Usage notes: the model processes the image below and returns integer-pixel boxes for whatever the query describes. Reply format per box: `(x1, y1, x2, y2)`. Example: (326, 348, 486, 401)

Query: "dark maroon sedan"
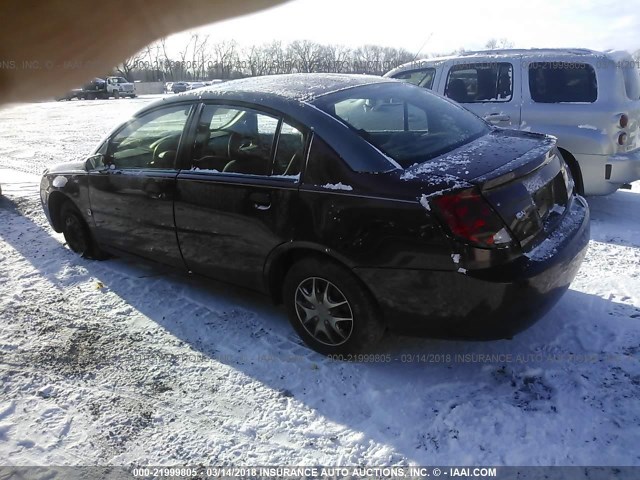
(40, 74, 589, 355)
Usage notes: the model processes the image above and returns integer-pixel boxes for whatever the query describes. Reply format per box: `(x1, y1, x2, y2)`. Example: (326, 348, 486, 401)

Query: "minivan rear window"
(529, 62, 597, 103)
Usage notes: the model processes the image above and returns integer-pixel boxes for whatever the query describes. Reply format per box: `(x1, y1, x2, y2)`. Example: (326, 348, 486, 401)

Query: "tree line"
(114, 36, 640, 83)
(115, 37, 421, 82)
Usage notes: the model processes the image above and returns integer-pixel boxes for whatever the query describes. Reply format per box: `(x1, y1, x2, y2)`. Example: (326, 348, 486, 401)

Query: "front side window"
(314, 82, 489, 169)
(445, 63, 513, 103)
(107, 104, 191, 169)
(393, 68, 436, 89)
(528, 62, 597, 103)
(190, 104, 305, 178)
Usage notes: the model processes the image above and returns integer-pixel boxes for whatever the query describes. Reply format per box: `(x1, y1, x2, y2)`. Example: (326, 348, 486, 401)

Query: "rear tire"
(282, 257, 385, 356)
(60, 201, 107, 259)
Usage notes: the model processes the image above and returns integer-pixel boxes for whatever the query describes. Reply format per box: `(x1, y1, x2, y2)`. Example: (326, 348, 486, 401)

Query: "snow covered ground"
(0, 98, 639, 467)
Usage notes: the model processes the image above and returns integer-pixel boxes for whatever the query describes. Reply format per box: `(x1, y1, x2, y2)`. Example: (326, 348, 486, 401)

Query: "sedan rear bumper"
(354, 195, 590, 339)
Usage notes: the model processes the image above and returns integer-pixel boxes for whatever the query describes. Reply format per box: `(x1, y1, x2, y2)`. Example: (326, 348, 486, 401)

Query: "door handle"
(483, 113, 511, 124)
(249, 191, 271, 210)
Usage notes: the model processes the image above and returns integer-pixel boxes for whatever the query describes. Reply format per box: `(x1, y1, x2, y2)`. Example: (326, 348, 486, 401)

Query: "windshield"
(313, 82, 489, 168)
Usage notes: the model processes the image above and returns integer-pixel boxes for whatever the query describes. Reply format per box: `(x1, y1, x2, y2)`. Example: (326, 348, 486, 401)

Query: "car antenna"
(412, 33, 433, 62)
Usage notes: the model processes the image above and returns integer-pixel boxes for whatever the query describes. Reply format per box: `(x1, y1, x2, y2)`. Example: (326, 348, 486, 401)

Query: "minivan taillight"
(432, 188, 513, 248)
(619, 114, 629, 129)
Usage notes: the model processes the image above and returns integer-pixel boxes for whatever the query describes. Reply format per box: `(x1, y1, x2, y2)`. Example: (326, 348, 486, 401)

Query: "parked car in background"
(187, 81, 206, 90)
(172, 82, 188, 93)
(40, 74, 589, 355)
(105, 76, 136, 98)
(77, 77, 108, 100)
(56, 76, 136, 100)
(386, 48, 640, 195)
(165, 82, 174, 94)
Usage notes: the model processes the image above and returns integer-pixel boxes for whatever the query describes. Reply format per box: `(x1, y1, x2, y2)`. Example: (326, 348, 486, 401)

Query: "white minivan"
(385, 49, 640, 195)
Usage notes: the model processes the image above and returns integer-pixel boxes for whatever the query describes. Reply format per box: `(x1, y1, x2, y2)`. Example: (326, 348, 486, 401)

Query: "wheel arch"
(557, 147, 585, 195)
(264, 242, 360, 304)
(47, 191, 76, 233)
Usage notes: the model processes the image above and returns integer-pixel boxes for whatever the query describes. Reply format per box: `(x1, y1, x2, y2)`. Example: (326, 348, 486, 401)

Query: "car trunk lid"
(407, 129, 572, 249)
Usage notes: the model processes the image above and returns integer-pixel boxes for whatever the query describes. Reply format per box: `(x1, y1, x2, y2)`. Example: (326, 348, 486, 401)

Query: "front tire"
(283, 257, 384, 355)
(60, 202, 106, 259)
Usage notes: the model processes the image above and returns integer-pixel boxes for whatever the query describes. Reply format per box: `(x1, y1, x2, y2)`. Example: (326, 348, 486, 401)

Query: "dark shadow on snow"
(1, 192, 639, 465)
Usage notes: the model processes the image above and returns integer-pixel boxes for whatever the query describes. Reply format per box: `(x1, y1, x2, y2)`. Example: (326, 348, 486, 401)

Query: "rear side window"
(445, 63, 513, 103)
(528, 62, 597, 103)
(621, 62, 640, 100)
(190, 104, 306, 178)
(393, 68, 436, 89)
(190, 105, 278, 176)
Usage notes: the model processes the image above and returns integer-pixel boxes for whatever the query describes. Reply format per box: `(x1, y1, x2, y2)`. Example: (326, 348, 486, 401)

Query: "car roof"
(446, 47, 602, 58)
(388, 48, 615, 73)
(139, 73, 396, 116)
(176, 73, 390, 101)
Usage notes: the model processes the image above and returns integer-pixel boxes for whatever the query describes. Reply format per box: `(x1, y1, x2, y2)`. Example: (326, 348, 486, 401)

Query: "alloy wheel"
(294, 277, 354, 346)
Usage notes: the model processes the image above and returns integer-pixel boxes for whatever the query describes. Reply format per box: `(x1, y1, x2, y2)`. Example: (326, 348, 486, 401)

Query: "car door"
(87, 102, 194, 267)
(440, 59, 522, 129)
(174, 103, 305, 292)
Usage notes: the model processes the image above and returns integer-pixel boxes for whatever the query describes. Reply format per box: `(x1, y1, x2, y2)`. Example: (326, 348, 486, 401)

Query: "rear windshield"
(529, 62, 597, 103)
(313, 82, 489, 168)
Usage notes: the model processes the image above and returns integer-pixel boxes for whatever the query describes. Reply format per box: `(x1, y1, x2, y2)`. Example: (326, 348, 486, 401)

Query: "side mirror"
(85, 154, 106, 171)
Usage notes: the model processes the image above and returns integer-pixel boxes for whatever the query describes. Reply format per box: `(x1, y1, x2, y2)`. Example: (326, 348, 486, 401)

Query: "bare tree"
(245, 44, 271, 76)
(485, 38, 514, 50)
(288, 40, 323, 73)
(353, 44, 384, 74)
(211, 40, 238, 78)
(115, 49, 144, 78)
(117, 38, 421, 80)
(320, 44, 351, 73)
(159, 37, 175, 81)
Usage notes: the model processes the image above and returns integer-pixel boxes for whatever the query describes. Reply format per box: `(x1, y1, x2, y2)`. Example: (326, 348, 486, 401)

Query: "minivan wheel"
(283, 257, 384, 355)
(60, 202, 106, 259)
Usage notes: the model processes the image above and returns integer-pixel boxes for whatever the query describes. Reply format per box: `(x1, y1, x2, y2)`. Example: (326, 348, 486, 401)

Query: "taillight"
(618, 132, 628, 145)
(619, 114, 629, 129)
(432, 188, 513, 248)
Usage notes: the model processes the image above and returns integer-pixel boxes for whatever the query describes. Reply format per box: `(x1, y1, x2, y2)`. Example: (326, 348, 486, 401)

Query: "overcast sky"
(166, 0, 640, 54)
